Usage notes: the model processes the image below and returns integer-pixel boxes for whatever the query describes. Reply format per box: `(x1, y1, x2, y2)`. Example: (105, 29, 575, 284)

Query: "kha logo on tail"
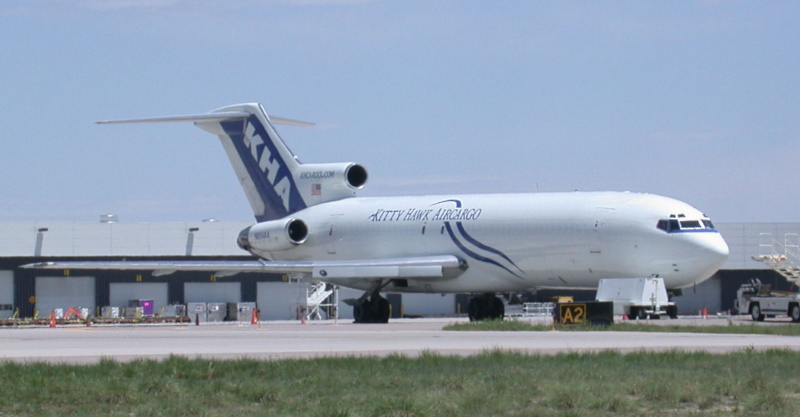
(243, 119, 294, 211)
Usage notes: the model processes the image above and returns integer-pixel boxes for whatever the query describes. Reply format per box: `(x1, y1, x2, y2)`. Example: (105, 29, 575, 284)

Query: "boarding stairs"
(305, 282, 336, 320)
(752, 233, 800, 286)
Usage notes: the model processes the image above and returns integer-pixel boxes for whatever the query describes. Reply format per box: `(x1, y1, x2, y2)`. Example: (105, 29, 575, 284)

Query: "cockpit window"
(656, 216, 716, 233)
(679, 220, 702, 229)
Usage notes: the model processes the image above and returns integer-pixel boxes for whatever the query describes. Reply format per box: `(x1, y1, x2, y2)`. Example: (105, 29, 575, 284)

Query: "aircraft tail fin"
(98, 103, 367, 222)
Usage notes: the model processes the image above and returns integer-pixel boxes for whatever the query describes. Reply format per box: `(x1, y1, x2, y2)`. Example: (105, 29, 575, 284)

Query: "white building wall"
(717, 223, 800, 270)
(0, 221, 251, 257)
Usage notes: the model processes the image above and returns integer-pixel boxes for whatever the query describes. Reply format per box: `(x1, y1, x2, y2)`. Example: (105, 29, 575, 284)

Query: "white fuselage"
(246, 191, 729, 293)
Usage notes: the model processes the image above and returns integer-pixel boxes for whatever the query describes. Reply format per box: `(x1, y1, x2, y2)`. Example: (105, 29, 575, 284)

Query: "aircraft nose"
(707, 233, 730, 260)
(693, 232, 730, 270)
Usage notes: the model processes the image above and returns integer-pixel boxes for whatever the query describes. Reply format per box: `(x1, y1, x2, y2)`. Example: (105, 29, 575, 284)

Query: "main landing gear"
(349, 281, 392, 324)
(353, 294, 391, 324)
(468, 293, 505, 321)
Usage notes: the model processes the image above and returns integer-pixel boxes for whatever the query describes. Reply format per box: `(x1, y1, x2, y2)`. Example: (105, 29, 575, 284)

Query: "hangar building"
(0, 219, 794, 320)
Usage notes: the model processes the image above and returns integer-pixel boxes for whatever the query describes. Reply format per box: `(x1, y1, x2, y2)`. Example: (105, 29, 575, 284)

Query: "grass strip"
(444, 319, 800, 335)
(2, 350, 800, 416)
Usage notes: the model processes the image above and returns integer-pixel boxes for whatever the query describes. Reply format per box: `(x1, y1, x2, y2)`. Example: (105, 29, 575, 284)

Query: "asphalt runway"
(1, 317, 799, 364)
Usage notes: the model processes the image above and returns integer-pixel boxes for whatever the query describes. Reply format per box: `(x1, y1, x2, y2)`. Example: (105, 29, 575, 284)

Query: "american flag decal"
(311, 183, 321, 196)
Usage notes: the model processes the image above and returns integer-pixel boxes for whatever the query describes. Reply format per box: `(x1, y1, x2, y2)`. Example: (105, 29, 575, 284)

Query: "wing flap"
(313, 265, 445, 279)
(22, 255, 466, 280)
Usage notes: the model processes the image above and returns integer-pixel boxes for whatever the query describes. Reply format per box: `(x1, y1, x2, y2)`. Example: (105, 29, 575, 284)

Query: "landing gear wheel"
(468, 298, 483, 322)
(790, 304, 800, 323)
(667, 305, 678, 319)
(468, 294, 504, 322)
(750, 304, 765, 322)
(375, 296, 390, 323)
(353, 295, 391, 324)
(353, 300, 369, 323)
(636, 308, 647, 320)
(490, 296, 505, 320)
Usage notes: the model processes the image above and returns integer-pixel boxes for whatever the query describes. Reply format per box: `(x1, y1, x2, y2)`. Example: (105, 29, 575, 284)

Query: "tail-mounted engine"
(237, 217, 308, 255)
(295, 162, 367, 204)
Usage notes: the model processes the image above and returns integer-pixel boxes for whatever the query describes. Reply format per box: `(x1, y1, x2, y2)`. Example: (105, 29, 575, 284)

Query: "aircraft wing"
(21, 255, 467, 280)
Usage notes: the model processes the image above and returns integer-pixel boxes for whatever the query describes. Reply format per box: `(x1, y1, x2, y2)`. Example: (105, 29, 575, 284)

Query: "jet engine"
(295, 162, 368, 203)
(237, 217, 308, 254)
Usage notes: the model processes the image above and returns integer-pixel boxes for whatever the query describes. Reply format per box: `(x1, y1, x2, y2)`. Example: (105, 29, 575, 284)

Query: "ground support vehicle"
(735, 278, 800, 322)
(595, 277, 677, 320)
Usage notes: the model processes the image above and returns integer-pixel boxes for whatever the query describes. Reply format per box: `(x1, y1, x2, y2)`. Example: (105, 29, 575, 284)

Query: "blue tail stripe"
(220, 117, 306, 222)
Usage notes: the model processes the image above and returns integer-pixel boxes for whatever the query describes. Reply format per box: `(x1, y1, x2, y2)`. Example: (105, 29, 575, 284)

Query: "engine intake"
(346, 163, 368, 189)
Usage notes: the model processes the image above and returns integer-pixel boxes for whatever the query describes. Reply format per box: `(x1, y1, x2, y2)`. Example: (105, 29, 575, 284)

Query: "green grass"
(2, 350, 800, 416)
(443, 319, 800, 335)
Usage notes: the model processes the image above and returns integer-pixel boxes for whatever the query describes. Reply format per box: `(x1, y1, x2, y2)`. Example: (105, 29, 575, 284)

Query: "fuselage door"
(326, 214, 343, 255)
(589, 208, 614, 254)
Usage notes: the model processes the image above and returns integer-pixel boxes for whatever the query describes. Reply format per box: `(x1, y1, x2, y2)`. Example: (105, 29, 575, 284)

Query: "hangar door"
(675, 276, 722, 314)
(0, 271, 13, 318)
(257, 282, 361, 321)
(110, 283, 168, 312)
(401, 293, 456, 316)
(257, 282, 305, 320)
(184, 282, 241, 303)
(36, 276, 95, 316)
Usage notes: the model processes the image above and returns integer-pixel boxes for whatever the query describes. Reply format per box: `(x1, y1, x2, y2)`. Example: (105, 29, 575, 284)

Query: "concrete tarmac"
(1, 317, 799, 364)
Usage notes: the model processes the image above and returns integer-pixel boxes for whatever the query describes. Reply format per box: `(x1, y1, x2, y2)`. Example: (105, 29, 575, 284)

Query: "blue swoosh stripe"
(445, 223, 523, 280)
(455, 222, 525, 275)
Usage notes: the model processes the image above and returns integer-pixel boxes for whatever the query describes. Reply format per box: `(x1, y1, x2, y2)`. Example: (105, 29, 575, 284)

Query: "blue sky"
(1, 1, 798, 223)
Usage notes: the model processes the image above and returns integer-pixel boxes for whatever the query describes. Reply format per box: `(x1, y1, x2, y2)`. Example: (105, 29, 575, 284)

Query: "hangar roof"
(0, 221, 798, 271)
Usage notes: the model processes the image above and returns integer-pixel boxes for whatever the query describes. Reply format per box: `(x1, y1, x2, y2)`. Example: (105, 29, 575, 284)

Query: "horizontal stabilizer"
(97, 112, 313, 127)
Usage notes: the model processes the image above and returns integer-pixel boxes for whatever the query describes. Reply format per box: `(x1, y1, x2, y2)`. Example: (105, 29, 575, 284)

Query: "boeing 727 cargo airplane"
(26, 103, 729, 322)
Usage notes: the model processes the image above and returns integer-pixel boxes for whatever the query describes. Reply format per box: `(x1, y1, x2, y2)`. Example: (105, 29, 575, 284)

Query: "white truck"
(734, 278, 800, 322)
(595, 277, 677, 320)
